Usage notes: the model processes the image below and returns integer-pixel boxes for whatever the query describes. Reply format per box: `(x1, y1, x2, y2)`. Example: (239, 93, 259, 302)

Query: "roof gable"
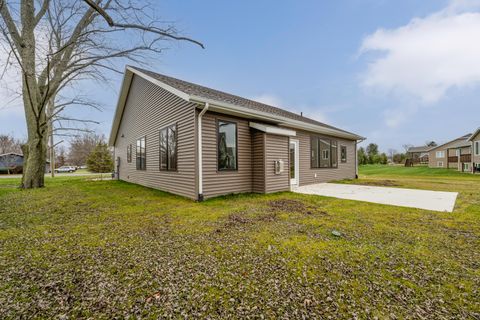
(468, 128, 480, 141)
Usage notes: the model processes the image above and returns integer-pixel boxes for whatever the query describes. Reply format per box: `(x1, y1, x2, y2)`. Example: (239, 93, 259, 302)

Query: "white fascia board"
(250, 122, 296, 137)
(468, 128, 480, 142)
(109, 67, 192, 146)
(191, 96, 365, 141)
(108, 69, 134, 146)
(126, 66, 191, 101)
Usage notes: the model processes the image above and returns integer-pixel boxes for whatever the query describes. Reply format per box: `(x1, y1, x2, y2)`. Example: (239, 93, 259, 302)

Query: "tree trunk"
(21, 132, 47, 189)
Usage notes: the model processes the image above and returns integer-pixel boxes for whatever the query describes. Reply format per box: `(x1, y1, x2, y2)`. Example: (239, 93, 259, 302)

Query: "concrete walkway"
(294, 183, 458, 212)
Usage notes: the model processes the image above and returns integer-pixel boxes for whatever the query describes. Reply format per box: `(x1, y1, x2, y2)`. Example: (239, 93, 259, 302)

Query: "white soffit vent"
(249, 122, 296, 137)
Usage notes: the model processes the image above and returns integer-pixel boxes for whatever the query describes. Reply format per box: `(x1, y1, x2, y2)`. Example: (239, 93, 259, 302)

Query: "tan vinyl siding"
(296, 130, 356, 185)
(264, 134, 290, 193)
(114, 75, 197, 199)
(429, 149, 446, 168)
(252, 131, 266, 193)
(201, 112, 253, 199)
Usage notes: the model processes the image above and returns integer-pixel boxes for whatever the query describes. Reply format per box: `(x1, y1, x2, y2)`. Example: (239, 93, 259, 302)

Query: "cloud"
(251, 93, 329, 124)
(360, 0, 480, 103)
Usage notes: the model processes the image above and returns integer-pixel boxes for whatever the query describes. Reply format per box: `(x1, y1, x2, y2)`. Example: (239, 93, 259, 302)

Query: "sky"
(1, 0, 480, 152)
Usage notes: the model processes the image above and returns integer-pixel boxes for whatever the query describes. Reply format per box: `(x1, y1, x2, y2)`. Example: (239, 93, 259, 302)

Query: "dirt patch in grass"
(268, 199, 327, 215)
(356, 179, 400, 187)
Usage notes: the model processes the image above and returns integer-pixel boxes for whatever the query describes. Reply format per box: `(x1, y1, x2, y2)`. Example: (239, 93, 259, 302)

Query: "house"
(0, 153, 50, 174)
(407, 146, 433, 164)
(468, 128, 480, 173)
(108, 66, 365, 200)
(428, 134, 472, 172)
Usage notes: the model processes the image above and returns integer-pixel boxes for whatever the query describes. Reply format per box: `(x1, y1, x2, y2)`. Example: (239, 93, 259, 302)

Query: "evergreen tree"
(86, 142, 113, 177)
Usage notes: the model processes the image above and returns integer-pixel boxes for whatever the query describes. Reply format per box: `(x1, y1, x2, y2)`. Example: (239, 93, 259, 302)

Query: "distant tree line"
(0, 133, 112, 172)
(358, 143, 388, 165)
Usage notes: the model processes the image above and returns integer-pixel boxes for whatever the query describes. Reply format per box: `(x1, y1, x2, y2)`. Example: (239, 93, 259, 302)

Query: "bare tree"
(68, 132, 103, 166)
(0, 0, 203, 188)
(0, 134, 23, 154)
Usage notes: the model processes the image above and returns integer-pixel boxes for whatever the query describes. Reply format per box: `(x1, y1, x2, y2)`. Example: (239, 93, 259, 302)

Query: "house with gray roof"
(109, 66, 365, 200)
(407, 146, 434, 164)
(428, 134, 474, 172)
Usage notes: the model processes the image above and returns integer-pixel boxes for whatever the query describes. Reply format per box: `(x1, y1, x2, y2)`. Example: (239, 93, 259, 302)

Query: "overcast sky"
(1, 0, 479, 152)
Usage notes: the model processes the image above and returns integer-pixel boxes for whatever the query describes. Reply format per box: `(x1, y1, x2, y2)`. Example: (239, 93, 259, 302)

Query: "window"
(160, 124, 177, 171)
(341, 146, 347, 163)
(455, 149, 460, 156)
(475, 141, 480, 156)
(217, 120, 237, 170)
(127, 144, 132, 163)
(437, 161, 444, 167)
(136, 137, 146, 170)
(463, 163, 470, 171)
(311, 136, 338, 168)
(436, 151, 445, 158)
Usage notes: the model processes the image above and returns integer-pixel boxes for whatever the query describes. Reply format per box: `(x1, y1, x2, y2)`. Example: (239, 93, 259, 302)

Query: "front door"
(289, 139, 299, 188)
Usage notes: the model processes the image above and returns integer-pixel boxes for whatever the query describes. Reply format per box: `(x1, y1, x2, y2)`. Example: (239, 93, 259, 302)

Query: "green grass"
(0, 167, 479, 318)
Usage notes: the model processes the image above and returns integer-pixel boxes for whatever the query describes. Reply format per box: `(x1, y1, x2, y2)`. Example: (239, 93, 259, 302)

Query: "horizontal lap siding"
(202, 112, 253, 199)
(296, 130, 356, 185)
(473, 132, 480, 164)
(252, 131, 266, 193)
(265, 134, 290, 193)
(114, 75, 197, 199)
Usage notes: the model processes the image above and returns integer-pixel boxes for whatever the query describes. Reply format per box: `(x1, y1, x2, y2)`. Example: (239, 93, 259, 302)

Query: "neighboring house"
(428, 134, 472, 172)
(0, 153, 50, 174)
(468, 128, 480, 173)
(407, 146, 433, 164)
(108, 66, 365, 200)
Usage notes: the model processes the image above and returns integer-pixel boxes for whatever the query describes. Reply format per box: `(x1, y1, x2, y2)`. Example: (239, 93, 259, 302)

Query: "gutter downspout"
(197, 102, 209, 201)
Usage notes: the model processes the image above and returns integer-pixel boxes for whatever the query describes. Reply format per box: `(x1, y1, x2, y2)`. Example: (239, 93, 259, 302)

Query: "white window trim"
(475, 141, 480, 156)
(437, 161, 444, 167)
(322, 149, 330, 160)
(436, 151, 445, 158)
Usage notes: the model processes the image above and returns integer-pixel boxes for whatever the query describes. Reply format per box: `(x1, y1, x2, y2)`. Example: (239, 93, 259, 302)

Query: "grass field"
(0, 166, 479, 318)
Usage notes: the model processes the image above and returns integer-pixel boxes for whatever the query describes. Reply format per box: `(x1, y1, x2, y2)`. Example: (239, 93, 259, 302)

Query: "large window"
(160, 124, 177, 171)
(311, 136, 338, 168)
(341, 146, 347, 163)
(217, 120, 237, 170)
(127, 144, 132, 163)
(136, 137, 146, 170)
(436, 151, 445, 158)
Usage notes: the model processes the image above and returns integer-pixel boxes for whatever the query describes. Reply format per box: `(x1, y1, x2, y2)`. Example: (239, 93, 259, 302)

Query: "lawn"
(0, 166, 479, 318)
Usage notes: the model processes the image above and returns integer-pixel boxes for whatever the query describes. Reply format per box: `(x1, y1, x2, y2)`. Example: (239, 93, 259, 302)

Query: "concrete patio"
(294, 183, 458, 212)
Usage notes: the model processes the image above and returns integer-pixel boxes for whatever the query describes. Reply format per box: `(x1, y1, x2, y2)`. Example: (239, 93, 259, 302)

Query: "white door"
(289, 140, 299, 188)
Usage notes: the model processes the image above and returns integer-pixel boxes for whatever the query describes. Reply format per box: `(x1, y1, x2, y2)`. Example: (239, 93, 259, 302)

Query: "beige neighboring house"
(108, 66, 365, 200)
(407, 146, 434, 164)
(428, 134, 473, 172)
(468, 128, 480, 173)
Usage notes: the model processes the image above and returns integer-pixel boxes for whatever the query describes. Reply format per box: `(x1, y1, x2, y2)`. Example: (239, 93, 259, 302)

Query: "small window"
(160, 124, 177, 171)
(455, 149, 460, 156)
(136, 137, 146, 170)
(463, 163, 470, 171)
(475, 141, 480, 156)
(127, 144, 132, 163)
(218, 120, 237, 170)
(341, 146, 347, 163)
(311, 137, 319, 168)
(436, 151, 445, 158)
(437, 161, 443, 167)
(331, 141, 338, 167)
(322, 149, 330, 160)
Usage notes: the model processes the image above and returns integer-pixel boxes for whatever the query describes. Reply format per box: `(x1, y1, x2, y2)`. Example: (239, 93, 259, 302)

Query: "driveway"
(294, 183, 458, 212)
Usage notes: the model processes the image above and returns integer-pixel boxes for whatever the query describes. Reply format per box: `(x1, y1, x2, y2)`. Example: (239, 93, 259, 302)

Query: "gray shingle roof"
(129, 66, 360, 138)
(407, 146, 434, 153)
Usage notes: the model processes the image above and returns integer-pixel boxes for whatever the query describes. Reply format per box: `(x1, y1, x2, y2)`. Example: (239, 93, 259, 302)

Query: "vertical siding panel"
(264, 134, 290, 193)
(114, 75, 197, 199)
(252, 131, 266, 193)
